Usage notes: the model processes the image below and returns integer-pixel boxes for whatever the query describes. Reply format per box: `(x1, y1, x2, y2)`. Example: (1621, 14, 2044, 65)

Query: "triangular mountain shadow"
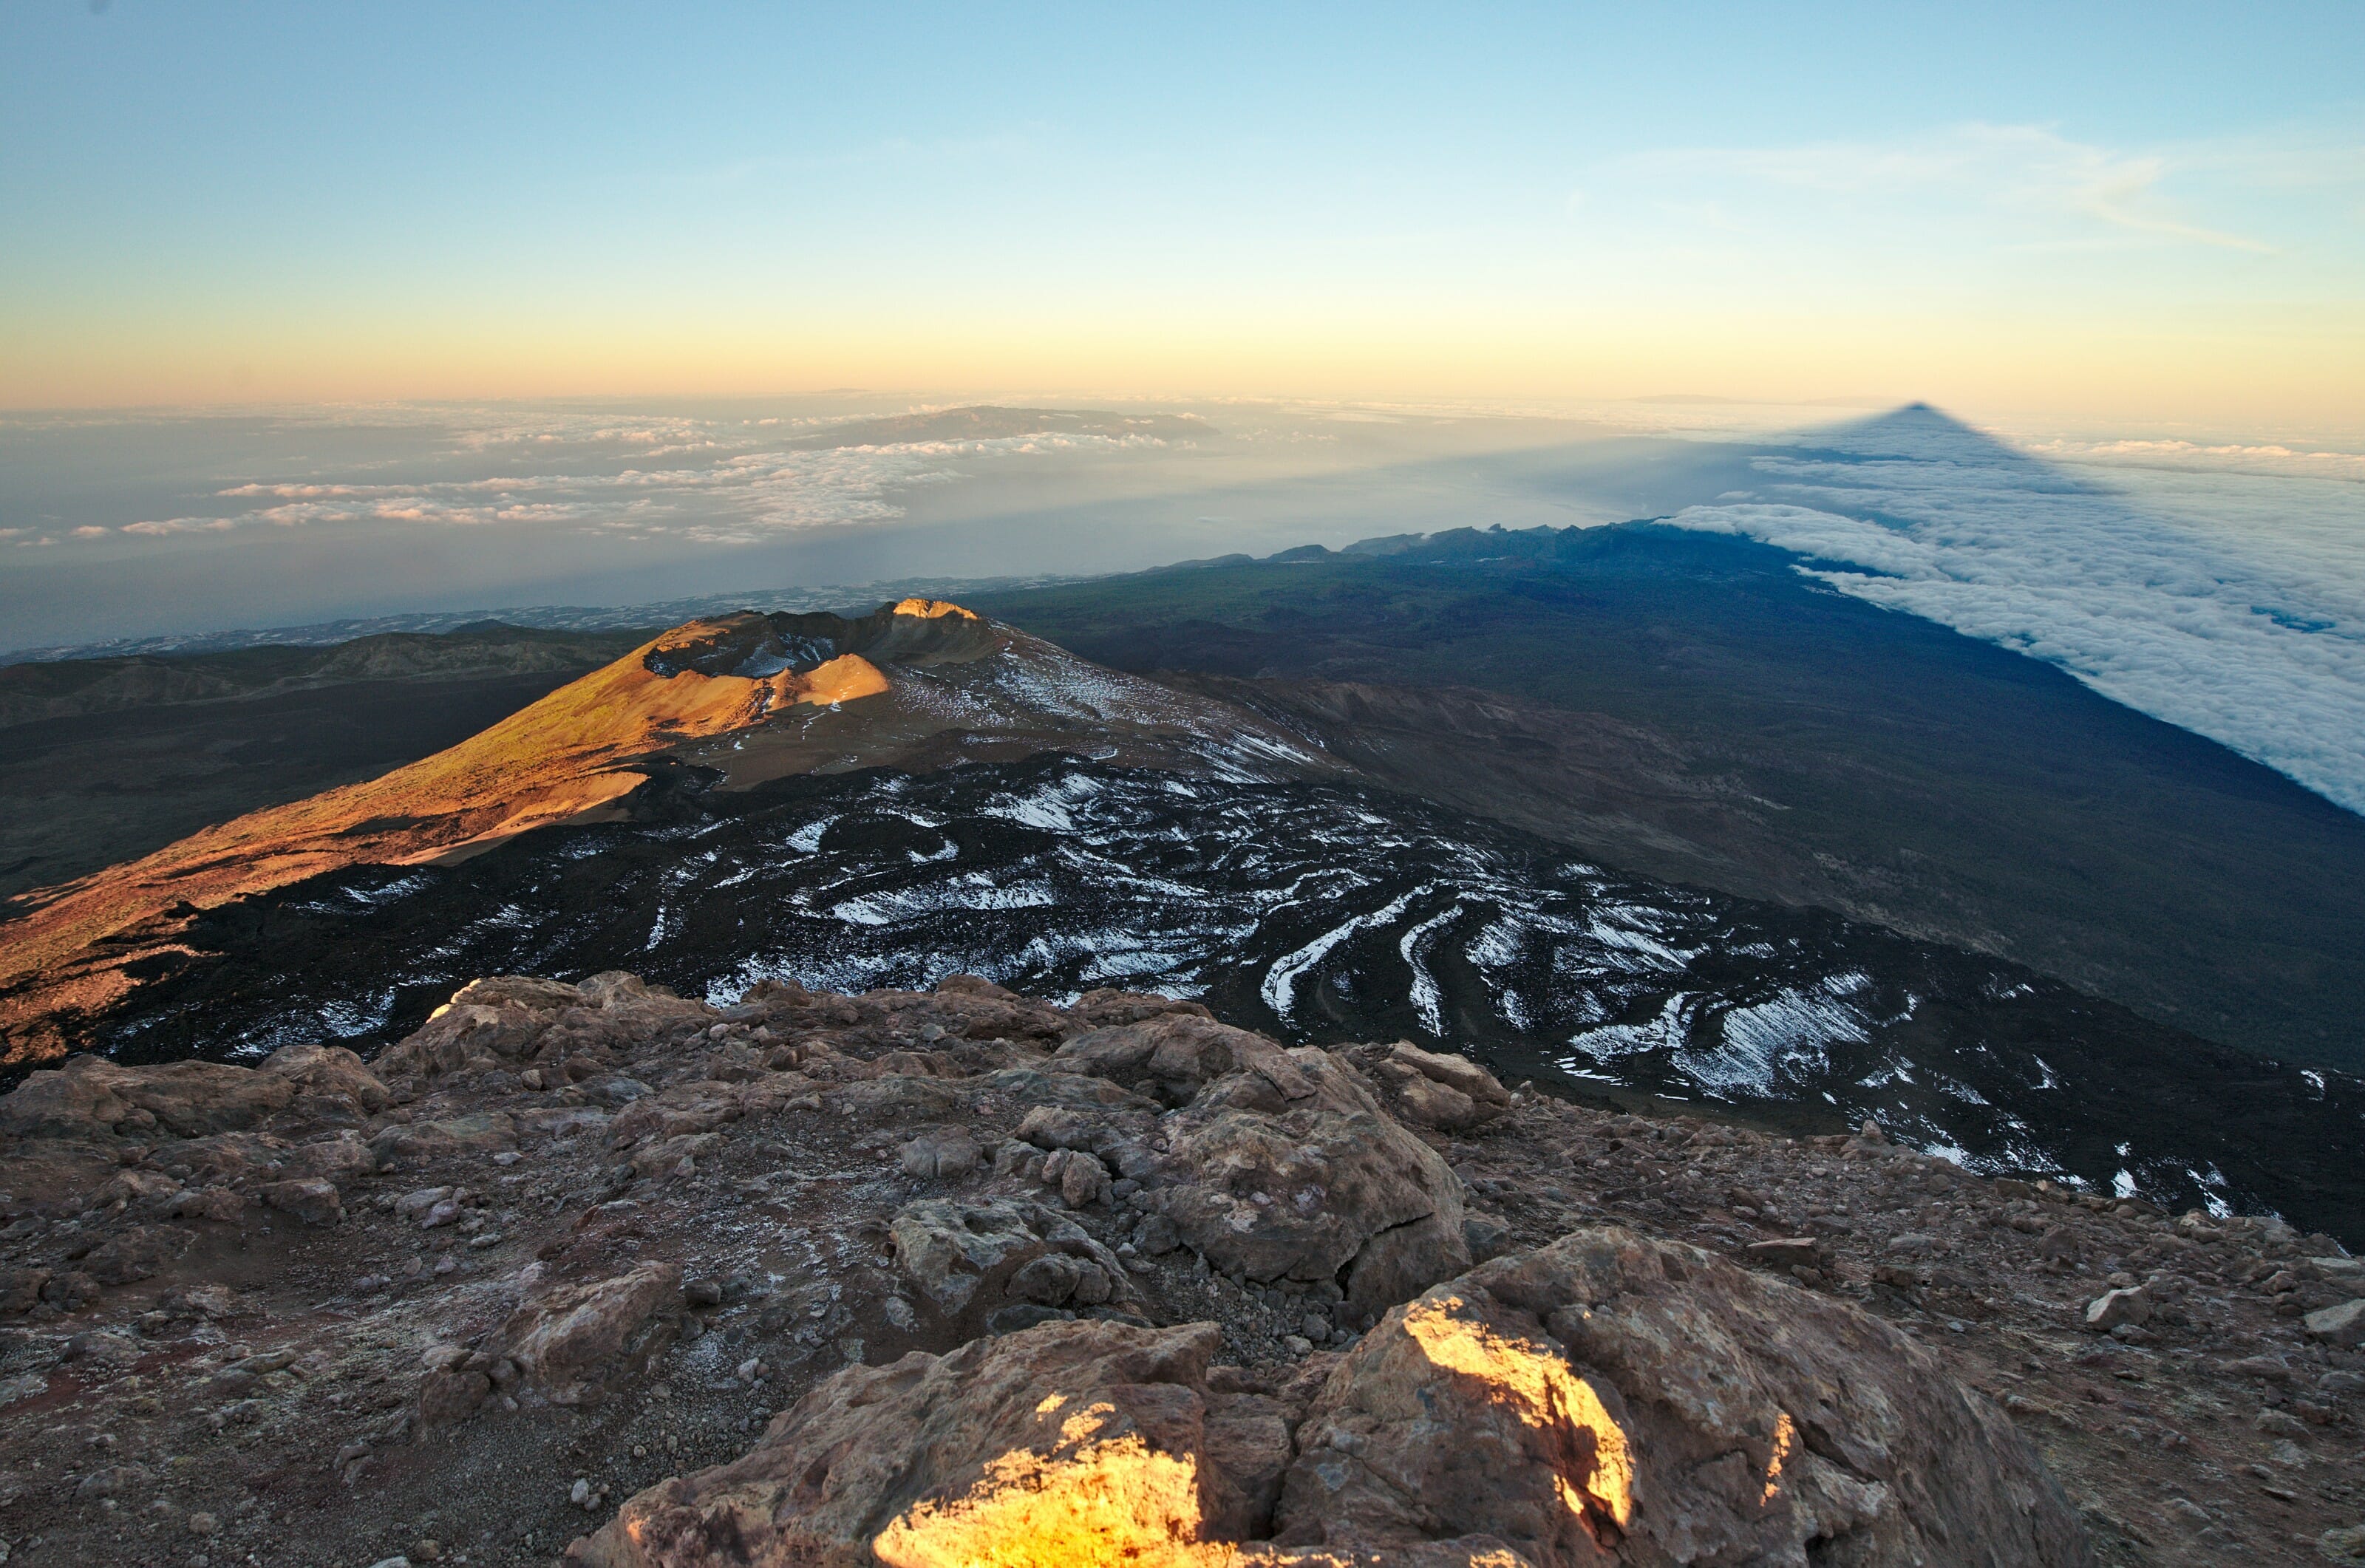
(1783, 402, 2101, 494)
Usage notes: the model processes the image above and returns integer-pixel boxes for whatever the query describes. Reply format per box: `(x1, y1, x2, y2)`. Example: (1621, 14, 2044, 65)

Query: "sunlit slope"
(0, 616, 855, 1057)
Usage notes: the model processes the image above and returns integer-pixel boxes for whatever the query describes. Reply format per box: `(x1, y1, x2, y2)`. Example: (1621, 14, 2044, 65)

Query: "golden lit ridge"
(1402, 1295, 1637, 1531)
(0, 618, 894, 1063)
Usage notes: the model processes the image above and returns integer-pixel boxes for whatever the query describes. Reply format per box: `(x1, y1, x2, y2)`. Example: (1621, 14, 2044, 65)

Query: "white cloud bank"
(103, 412, 1171, 545)
(1669, 413, 2365, 815)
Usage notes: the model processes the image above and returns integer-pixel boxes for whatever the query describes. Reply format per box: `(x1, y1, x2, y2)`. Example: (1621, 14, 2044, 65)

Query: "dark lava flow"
(74, 753, 2365, 1241)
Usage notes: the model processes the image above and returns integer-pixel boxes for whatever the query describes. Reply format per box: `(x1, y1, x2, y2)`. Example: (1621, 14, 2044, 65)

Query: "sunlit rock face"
(571, 1320, 1277, 1568)
(1279, 1228, 2090, 1565)
(571, 1230, 2089, 1568)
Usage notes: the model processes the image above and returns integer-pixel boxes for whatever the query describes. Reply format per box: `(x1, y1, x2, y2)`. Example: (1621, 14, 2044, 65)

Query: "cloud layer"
(77, 408, 1174, 548)
(1670, 413, 2365, 814)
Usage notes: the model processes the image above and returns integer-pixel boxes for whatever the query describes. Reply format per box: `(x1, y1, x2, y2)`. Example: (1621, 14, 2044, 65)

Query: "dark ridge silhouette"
(973, 494, 2365, 1070)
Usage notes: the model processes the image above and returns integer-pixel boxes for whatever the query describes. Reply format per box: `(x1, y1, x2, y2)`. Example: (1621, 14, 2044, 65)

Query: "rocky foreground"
(0, 975, 2359, 1566)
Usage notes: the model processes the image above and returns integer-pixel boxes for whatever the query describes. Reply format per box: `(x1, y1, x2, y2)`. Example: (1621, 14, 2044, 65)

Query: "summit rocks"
(575, 1231, 2088, 1567)
(1051, 1011, 1474, 1319)
(0, 971, 2356, 1564)
(1283, 1230, 2086, 1566)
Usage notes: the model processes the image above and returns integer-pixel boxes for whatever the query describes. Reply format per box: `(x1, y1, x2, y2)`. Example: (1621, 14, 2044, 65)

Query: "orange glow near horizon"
(8, 299, 2361, 438)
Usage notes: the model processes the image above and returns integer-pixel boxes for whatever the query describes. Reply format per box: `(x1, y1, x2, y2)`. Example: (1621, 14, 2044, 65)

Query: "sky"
(4, 2, 2364, 434)
(4, 3, 2362, 820)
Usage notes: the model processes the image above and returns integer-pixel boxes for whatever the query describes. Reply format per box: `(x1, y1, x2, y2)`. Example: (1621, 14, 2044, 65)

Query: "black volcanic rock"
(72, 754, 2365, 1244)
(972, 520, 2365, 1071)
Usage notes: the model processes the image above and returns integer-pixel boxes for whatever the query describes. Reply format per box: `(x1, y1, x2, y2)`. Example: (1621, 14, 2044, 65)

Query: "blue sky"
(4, 2, 2362, 427)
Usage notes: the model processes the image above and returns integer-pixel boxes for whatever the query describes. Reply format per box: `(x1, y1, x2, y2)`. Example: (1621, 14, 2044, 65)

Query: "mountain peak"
(0, 607, 1329, 1063)
(642, 601, 993, 682)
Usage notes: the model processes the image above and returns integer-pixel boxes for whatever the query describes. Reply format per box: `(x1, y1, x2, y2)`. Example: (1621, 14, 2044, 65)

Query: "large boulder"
(1053, 1013, 1320, 1108)
(501, 1261, 684, 1407)
(1052, 1020, 1474, 1324)
(369, 1110, 517, 1169)
(1365, 1040, 1514, 1131)
(568, 1320, 1320, 1567)
(888, 1199, 1138, 1333)
(0, 1054, 293, 1142)
(255, 1043, 389, 1127)
(2307, 1298, 2365, 1348)
(919, 972, 1072, 1044)
(78, 1224, 191, 1286)
(571, 1233, 2086, 1568)
(375, 975, 590, 1078)
(1147, 1089, 1471, 1322)
(376, 972, 716, 1081)
(1272, 1227, 2089, 1566)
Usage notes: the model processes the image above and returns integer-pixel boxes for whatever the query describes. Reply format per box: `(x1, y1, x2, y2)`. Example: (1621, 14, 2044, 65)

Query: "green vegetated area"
(976, 523, 2365, 1069)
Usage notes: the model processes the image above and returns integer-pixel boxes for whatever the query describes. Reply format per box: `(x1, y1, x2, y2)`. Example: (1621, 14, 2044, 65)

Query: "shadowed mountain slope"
(0, 623, 653, 729)
(972, 522, 2365, 1068)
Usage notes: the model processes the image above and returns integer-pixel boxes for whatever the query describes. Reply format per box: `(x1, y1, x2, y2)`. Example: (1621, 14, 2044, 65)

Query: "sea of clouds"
(1668, 409, 2365, 815)
(0, 405, 1173, 550)
(12, 400, 2363, 822)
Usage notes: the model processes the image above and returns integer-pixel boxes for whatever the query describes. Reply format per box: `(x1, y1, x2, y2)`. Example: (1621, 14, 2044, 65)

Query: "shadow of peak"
(1789, 403, 2090, 488)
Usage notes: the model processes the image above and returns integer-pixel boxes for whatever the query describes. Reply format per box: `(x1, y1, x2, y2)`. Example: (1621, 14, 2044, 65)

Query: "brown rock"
(1393, 1074, 1481, 1133)
(1146, 1093, 1469, 1320)
(1275, 1227, 2089, 1566)
(1054, 1012, 1317, 1108)
(821, 1074, 973, 1125)
(377, 972, 714, 1082)
(159, 1184, 235, 1222)
(255, 1043, 390, 1125)
(2304, 1298, 2365, 1347)
(418, 1368, 494, 1427)
(1055, 1148, 1113, 1208)
(888, 1198, 1134, 1329)
(2084, 1286, 2152, 1332)
(1381, 1041, 1512, 1130)
(898, 1127, 985, 1180)
(80, 1224, 191, 1286)
(39, 1269, 98, 1311)
(375, 975, 601, 1079)
(2035, 1225, 2080, 1261)
(1014, 1104, 1103, 1151)
(500, 1261, 682, 1405)
(0, 1054, 293, 1142)
(285, 1128, 377, 1182)
(0, 1267, 51, 1316)
(608, 1083, 743, 1147)
(369, 1111, 517, 1168)
(1744, 1236, 1822, 1267)
(570, 1320, 1301, 1567)
(257, 1176, 343, 1224)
